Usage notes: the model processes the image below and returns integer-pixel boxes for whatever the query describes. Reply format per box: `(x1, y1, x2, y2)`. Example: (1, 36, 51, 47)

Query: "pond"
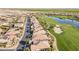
(48, 16, 79, 28)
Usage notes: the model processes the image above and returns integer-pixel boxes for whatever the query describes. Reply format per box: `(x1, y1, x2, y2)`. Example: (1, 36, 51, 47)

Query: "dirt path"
(47, 30, 58, 51)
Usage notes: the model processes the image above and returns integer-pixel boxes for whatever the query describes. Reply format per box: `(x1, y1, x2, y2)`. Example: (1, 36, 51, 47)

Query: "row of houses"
(30, 16, 51, 51)
(30, 12, 79, 18)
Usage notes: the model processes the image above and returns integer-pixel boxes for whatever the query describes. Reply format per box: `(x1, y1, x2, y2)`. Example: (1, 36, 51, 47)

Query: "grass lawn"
(36, 15, 79, 51)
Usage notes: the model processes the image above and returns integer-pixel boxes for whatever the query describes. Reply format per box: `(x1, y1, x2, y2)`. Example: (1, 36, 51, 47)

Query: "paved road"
(16, 16, 31, 51)
(0, 48, 16, 51)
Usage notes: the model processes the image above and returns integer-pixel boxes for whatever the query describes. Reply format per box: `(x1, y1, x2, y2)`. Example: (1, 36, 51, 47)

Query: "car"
(20, 41, 26, 45)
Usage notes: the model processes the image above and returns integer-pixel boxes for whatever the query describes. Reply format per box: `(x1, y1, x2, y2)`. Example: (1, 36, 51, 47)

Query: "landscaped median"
(36, 15, 79, 51)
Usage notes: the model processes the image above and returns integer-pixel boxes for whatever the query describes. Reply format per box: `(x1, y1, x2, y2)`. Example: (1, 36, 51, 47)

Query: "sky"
(0, 0, 78, 8)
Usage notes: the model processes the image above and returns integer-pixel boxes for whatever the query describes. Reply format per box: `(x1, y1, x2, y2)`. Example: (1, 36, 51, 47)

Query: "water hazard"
(48, 16, 79, 28)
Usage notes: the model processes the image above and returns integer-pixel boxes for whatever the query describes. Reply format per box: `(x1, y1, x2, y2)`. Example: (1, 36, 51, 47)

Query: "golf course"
(36, 15, 79, 51)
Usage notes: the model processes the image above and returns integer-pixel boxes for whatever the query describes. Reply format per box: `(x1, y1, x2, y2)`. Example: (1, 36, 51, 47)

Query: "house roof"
(32, 34, 49, 41)
(31, 40, 50, 51)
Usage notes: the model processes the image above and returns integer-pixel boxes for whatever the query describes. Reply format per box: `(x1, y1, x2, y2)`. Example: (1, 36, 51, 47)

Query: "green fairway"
(36, 15, 79, 51)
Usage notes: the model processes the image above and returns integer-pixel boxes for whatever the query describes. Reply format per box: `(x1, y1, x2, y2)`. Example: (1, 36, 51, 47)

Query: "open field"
(25, 8, 79, 13)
